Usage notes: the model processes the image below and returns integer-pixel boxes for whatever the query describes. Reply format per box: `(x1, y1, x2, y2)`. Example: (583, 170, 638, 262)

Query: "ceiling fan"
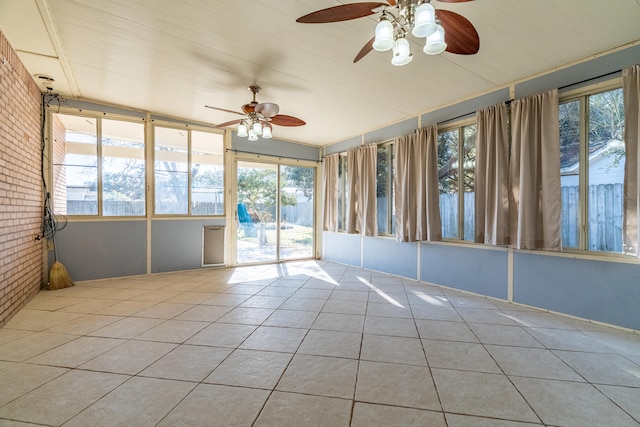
(296, 0, 479, 65)
(205, 85, 306, 140)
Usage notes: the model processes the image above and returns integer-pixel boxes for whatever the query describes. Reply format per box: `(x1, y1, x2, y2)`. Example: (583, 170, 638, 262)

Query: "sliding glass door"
(236, 161, 314, 264)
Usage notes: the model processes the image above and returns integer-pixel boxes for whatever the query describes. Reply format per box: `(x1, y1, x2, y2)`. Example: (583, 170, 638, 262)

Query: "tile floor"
(1, 260, 639, 426)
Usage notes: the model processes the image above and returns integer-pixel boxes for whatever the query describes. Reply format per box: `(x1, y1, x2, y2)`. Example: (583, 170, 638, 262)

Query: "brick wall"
(0, 30, 44, 326)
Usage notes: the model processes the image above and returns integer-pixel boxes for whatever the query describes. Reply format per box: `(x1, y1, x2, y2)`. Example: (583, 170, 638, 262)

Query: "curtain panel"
(394, 125, 442, 242)
(346, 144, 378, 236)
(322, 153, 339, 232)
(623, 64, 640, 257)
(509, 89, 562, 251)
(475, 103, 510, 245)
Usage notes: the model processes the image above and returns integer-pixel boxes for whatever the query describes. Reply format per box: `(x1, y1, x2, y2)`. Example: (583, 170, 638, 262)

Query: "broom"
(48, 233, 74, 290)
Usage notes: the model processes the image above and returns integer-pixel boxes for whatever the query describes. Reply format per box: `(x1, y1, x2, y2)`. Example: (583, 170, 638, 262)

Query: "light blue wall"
(151, 219, 226, 273)
(323, 232, 361, 266)
(421, 244, 508, 300)
(54, 221, 147, 281)
(363, 237, 418, 279)
(514, 253, 640, 331)
(231, 133, 320, 161)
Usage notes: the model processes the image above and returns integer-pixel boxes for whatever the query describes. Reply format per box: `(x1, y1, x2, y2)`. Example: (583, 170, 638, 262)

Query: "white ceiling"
(2, 0, 640, 147)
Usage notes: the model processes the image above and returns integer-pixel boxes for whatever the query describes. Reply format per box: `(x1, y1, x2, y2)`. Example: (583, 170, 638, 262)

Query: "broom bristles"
(48, 261, 74, 290)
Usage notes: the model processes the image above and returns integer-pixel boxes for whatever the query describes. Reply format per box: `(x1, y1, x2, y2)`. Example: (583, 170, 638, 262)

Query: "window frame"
(559, 78, 625, 255)
(152, 122, 225, 217)
(437, 118, 477, 242)
(376, 141, 394, 236)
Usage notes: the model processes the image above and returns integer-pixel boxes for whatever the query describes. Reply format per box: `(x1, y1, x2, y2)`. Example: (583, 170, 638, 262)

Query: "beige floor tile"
(205, 349, 292, 389)
(355, 360, 440, 410)
(94, 299, 157, 316)
(45, 314, 123, 335)
(103, 288, 153, 300)
(165, 291, 216, 305)
(423, 340, 501, 373)
(277, 354, 358, 399)
(312, 312, 364, 333)
(432, 369, 539, 423)
(329, 290, 369, 302)
(0, 361, 67, 406)
(130, 290, 183, 302)
(239, 326, 307, 353)
(158, 383, 270, 427)
(263, 309, 318, 328)
(368, 291, 409, 305)
(140, 344, 231, 381)
(442, 293, 498, 310)
(469, 323, 543, 347)
(293, 288, 333, 299)
(201, 293, 249, 306)
(415, 319, 478, 342)
(0, 370, 128, 425)
(0, 329, 33, 346)
(4, 310, 84, 332)
(445, 413, 543, 426)
(298, 330, 362, 359)
(501, 310, 572, 329)
(57, 298, 121, 314)
(136, 319, 209, 343)
(279, 297, 326, 312)
(88, 316, 164, 339)
(361, 334, 427, 366)
(526, 327, 613, 352)
(254, 391, 351, 427)
(553, 350, 640, 387)
(366, 302, 413, 319)
(26, 336, 124, 367)
(596, 384, 640, 422)
(456, 308, 518, 326)
(351, 403, 446, 427)
(239, 295, 288, 309)
(217, 307, 275, 325)
(186, 322, 257, 347)
(321, 299, 368, 315)
(586, 330, 640, 356)
(256, 286, 298, 297)
(133, 302, 194, 319)
(363, 316, 418, 338)
(486, 345, 584, 381)
(174, 304, 231, 322)
(410, 305, 463, 322)
(0, 332, 76, 362)
(25, 296, 87, 311)
(79, 340, 176, 375)
(64, 377, 195, 427)
(511, 376, 637, 427)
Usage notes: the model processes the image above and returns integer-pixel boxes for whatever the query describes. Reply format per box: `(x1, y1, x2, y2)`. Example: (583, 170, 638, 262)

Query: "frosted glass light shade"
(237, 123, 248, 137)
(423, 24, 446, 55)
(248, 130, 258, 141)
(252, 121, 263, 135)
(412, 3, 436, 38)
(373, 19, 394, 51)
(262, 125, 272, 139)
(391, 37, 412, 66)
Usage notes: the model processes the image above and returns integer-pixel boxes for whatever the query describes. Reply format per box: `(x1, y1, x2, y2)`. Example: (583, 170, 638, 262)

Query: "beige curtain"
(509, 89, 562, 251)
(322, 153, 339, 232)
(623, 64, 640, 257)
(475, 103, 509, 245)
(394, 125, 441, 242)
(346, 144, 377, 236)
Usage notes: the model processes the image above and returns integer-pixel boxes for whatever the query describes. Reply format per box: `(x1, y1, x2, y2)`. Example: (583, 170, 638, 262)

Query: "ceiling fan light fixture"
(248, 129, 259, 141)
(237, 123, 248, 137)
(373, 15, 394, 51)
(391, 37, 412, 66)
(423, 24, 446, 55)
(262, 124, 273, 139)
(252, 121, 263, 136)
(412, 2, 436, 38)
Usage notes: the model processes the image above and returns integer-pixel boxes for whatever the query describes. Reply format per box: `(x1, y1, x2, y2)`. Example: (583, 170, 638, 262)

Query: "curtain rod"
(558, 69, 622, 91)
(225, 148, 321, 163)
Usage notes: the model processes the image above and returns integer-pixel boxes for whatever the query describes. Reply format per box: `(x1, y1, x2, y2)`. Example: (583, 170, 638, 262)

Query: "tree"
(237, 168, 296, 224)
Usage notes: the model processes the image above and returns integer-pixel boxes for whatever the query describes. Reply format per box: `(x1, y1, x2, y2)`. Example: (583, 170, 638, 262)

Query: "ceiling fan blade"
(354, 37, 375, 63)
(255, 102, 280, 118)
(205, 105, 244, 116)
(387, 0, 396, 5)
(296, 2, 387, 23)
(271, 115, 306, 127)
(437, 9, 480, 55)
(216, 119, 242, 128)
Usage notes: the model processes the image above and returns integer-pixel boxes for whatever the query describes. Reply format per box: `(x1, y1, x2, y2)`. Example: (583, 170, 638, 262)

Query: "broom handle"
(52, 233, 58, 263)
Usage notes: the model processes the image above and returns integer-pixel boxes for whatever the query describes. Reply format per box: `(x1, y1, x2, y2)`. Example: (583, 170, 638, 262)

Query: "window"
(51, 113, 145, 216)
(154, 126, 224, 215)
(560, 86, 625, 252)
(438, 123, 476, 240)
(337, 154, 347, 231)
(376, 143, 395, 234)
